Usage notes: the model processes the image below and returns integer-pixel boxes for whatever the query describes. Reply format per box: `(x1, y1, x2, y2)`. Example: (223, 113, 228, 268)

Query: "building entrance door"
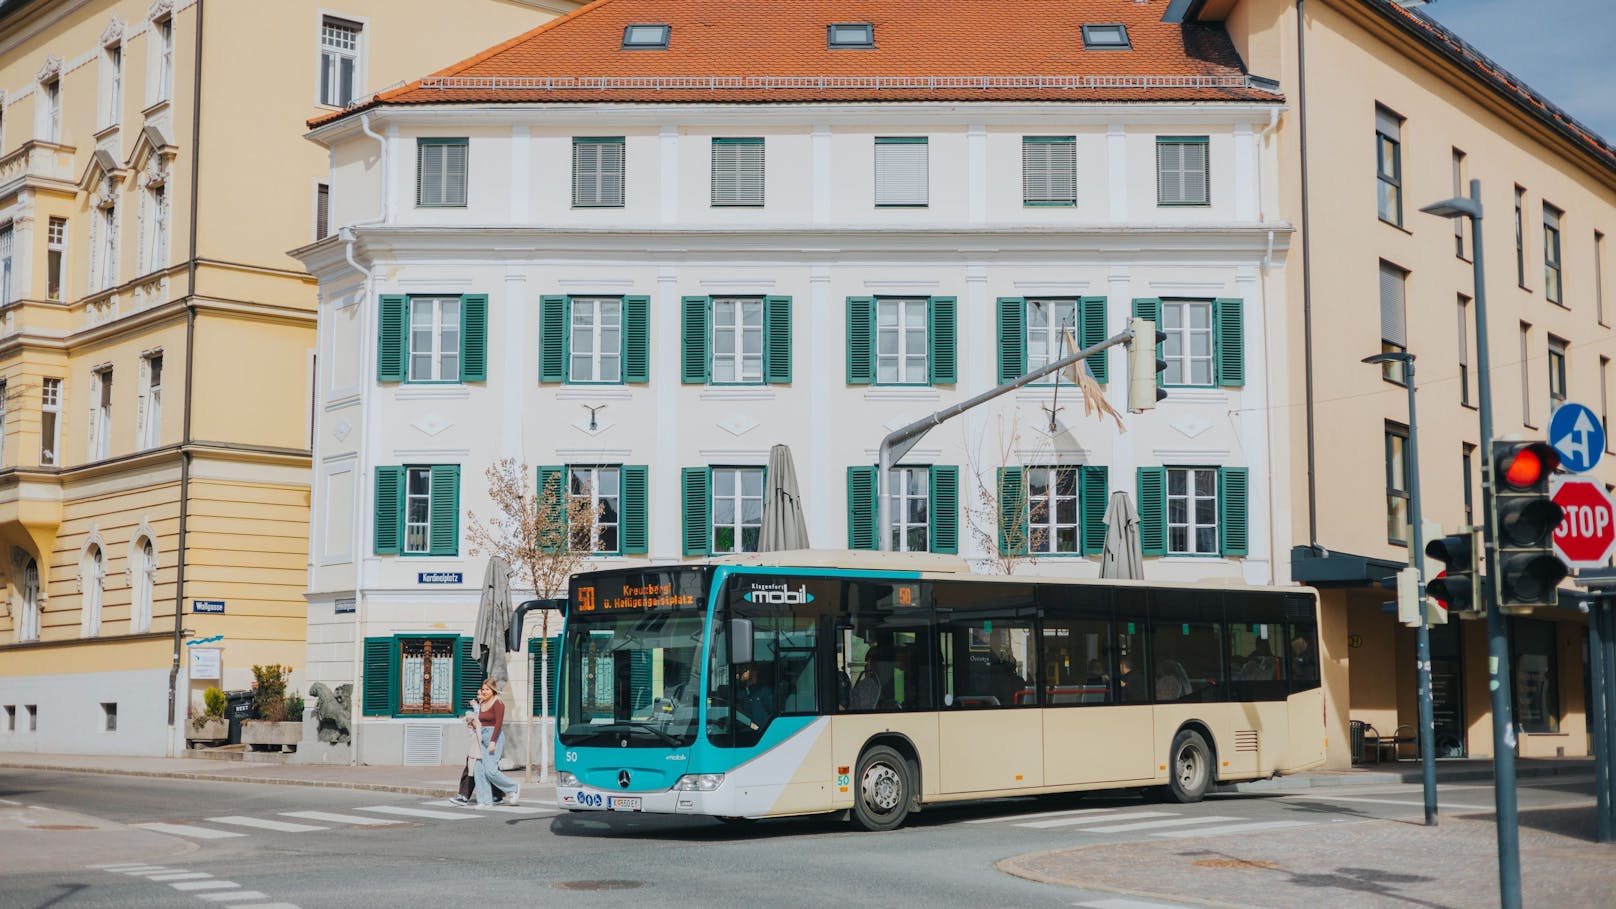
(1428, 621, 1466, 757)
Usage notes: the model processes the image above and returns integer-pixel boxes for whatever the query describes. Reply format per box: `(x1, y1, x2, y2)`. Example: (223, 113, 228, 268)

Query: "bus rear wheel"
(852, 745, 912, 831)
(1166, 729, 1213, 803)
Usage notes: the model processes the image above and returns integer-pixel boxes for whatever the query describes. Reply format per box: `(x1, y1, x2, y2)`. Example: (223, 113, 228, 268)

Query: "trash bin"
(225, 690, 255, 745)
(1349, 719, 1368, 765)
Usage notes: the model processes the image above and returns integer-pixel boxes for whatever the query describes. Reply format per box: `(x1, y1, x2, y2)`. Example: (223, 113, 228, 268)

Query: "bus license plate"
(608, 796, 642, 812)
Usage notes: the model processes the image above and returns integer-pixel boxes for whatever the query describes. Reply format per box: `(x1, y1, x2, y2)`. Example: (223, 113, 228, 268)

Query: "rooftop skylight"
(827, 22, 874, 48)
(1082, 24, 1131, 50)
(622, 24, 671, 49)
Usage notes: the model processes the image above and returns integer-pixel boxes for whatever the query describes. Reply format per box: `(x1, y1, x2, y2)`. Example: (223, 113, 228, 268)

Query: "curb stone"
(996, 846, 1260, 909)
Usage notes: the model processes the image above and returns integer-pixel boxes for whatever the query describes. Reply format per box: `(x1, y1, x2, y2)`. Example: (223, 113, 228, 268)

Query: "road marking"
(0, 798, 21, 806)
(171, 880, 243, 891)
(132, 822, 247, 839)
(113, 866, 177, 873)
(1155, 820, 1313, 838)
(197, 892, 269, 903)
(470, 805, 562, 816)
(208, 815, 330, 833)
(89, 862, 153, 870)
(1074, 898, 1197, 909)
(358, 805, 482, 820)
(966, 807, 1097, 824)
(147, 872, 214, 882)
(1291, 795, 1493, 811)
(1016, 811, 1175, 830)
(280, 810, 403, 826)
(1084, 815, 1241, 833)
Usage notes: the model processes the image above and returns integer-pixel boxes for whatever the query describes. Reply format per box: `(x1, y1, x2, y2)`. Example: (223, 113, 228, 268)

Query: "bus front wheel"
(852, 745, 912, 831)
(1166, 729, 1213, 803)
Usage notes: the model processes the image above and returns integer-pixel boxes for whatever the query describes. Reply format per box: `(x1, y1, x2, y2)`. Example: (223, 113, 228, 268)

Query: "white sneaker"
(502, 783, 521, 806)
(449, 795, 471, 806)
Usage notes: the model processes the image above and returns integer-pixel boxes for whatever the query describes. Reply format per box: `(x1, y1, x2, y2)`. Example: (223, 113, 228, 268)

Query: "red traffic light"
(1498, 443, 1559, 490)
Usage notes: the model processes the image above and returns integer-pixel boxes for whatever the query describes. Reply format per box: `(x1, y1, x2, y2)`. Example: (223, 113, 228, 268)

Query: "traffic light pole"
(1400, 358, 1439, 827)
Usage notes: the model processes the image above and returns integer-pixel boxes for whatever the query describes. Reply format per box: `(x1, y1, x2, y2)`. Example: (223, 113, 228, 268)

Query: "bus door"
(935, 581, 1044, 793)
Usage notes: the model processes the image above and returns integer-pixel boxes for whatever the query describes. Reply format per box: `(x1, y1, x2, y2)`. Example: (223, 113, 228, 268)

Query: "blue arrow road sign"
(1549, 402, 1605, 473)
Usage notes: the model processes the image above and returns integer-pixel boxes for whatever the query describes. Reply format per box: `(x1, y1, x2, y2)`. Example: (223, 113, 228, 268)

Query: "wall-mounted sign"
(334, 597, 356, 614)
(418, 572, 463, 585)
(189, 648, 222, 680)
(192, 600, 226, 614)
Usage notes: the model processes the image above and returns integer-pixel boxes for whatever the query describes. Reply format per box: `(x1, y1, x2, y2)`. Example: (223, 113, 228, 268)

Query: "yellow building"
(0, 0, 574, 755)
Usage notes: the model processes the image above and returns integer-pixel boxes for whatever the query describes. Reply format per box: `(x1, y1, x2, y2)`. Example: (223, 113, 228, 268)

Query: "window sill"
(1157, 387, 1227, 404)
(92, 122, 119, 142)
(1548, 299, 1569, 311)
(1156, 554, 1234, 562)
(1156, 202, 1212, 208)
(1379, 218, 1413, 236)
(554, 387, 633, 401)
(863, 387, 941, 403)
(393, 386, 470, 401)
(141, 99, 171, 119)
(1462, 401, 1479, 412)
(700, 387, 776, 402)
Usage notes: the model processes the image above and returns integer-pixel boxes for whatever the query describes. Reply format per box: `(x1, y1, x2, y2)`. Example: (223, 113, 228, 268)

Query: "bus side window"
(1286, 622, 1320, 692)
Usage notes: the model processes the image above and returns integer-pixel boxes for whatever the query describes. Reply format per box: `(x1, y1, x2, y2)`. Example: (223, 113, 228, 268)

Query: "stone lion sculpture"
(309, 682, 353, 745)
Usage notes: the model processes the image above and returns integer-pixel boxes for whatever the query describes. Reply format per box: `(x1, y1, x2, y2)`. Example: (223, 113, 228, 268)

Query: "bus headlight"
(557, 771, 580, 787)
(673, 773, 725, 792)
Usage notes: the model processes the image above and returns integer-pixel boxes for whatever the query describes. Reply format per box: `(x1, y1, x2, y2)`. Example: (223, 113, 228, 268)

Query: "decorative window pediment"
(146, 0, 173, 23)
(35, 55, 62, 84)
(100, 16, 125, 47)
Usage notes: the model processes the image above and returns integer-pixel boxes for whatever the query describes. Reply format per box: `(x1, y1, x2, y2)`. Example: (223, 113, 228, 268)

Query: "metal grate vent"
(402, 724, 443, 766)
(1234, 730, 1260, 753)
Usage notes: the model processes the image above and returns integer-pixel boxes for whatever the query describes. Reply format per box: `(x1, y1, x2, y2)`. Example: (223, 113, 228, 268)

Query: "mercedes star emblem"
(618, 769, 632, 789)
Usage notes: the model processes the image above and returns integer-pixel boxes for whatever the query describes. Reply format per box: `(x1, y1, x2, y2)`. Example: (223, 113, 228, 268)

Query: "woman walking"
(472, 679, 520, 808)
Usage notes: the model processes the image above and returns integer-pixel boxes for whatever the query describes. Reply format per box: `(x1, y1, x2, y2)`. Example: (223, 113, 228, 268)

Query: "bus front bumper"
(557, 780, 739, 817)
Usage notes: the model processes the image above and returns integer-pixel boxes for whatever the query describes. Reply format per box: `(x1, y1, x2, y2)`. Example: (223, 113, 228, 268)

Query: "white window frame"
(40, 378, 61, 467)
(140, 353, 163, 449)
(98, 203, 119, 291)
(875, 298, 929, 385)
(1027, 466, 1079, 554)
(711, 297, 763, 384)
(131, 536, 155, 633)
(568, 297, 622, 383)
(887, 466, 930, 553)
(0, 224, 12, 306)
(1166, 467, 1218, 555)
(874, 137, 928, 207)
(710, 138, 764, 207)
(407, 296, 461, 383)
(711, 466, 764, 554)
(416, 139, 468, 208)
(42, 77, 60, 143)
(404, 466, 432, 554)
(572, 138, 626, 208)
(91, 367, 113, 460)
(100, 42, 122, 129)
(81, 545, 105, 638)
(317, 15, 364, 108)
(1161, 300, 1214, 387)
(1156, 137, 1209, 206)
(152, 16, 174, 104)
(46, 217, 66, 301)
(1027, 298, 1078, 385)
(146, 182, 168, 274)
(569, 466, 621, 554)
(1022, 136, 1077, 207)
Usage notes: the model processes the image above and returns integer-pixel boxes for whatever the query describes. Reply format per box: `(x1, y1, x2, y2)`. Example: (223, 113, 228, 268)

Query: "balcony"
(0, 140, 77, 192)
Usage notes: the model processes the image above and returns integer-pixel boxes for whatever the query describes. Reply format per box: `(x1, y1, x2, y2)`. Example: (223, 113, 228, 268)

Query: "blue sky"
(1422, 0, 1616, 143)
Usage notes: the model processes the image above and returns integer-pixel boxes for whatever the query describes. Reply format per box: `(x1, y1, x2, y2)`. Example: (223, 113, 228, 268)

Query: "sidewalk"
(1220, 755, 1593, 793)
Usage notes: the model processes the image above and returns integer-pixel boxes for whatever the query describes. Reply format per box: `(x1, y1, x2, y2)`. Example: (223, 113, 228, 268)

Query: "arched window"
(19, 558, 39, 642)
(82, 546, 105, 638)
(132, 538, 155, 633)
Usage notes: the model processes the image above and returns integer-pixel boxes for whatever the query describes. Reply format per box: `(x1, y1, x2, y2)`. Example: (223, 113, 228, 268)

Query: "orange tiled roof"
(314, 0, 1275, 127)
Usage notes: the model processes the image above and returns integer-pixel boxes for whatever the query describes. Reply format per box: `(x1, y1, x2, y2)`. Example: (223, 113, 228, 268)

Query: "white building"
(293, 0, 1294, 765)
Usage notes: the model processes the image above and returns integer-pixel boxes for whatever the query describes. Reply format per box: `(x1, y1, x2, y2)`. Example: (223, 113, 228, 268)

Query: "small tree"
(963, 414, 1045, 575)
(466, 458, 596, 781)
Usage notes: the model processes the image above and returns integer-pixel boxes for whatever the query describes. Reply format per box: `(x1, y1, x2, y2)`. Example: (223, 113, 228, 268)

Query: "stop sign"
(1552, 478, 1616, 567)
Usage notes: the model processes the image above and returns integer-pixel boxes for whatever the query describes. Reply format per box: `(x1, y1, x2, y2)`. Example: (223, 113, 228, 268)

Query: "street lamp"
(1421, 178, 1523, 909)
(1361, 350, 1438, 828)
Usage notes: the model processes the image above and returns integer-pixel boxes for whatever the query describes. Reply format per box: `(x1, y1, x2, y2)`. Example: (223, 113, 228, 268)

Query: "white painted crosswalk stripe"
(208, 815, 329, 833)
(147, 872, 214, 882)
(1074, 897, 1197, 909)
(358, 804, 482, 820)
(419, 801, 559, 816)
(280, 810, 404, 826)
(1154, 819, 1313, 838)
(1085, 815, 1240, 834)
(132, 822, 248, 840)
(171, 880, 243, 891)
(966, 806, 1096, 824)
(197, 892, 269, 903)
(1015, 811, 1175, 830)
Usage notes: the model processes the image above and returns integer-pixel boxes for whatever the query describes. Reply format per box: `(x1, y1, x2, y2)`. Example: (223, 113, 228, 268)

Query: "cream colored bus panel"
(938, 710, 1044, 793)
(1043, 705, 1155, 786)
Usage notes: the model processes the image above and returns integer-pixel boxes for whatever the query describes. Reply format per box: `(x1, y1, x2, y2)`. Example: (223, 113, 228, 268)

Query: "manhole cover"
(1193, 859, 1278, 870)
(29, 824, 96, 831)
(553, 880, 643, 891)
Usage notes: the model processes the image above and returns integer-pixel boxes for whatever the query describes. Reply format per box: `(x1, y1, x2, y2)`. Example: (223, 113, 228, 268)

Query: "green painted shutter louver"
(997, 467, 1028, 556)
(457, 637, 485, 712)
(629, 651, 653, 716)
(373, 466, 405, 555)
(538, 466, 567, 554)
(428, 465, 460, 556)
(377, 295, 407, 382)
(1137, 466, 1167, 556)
(1133, 298, 1165, 387)
(681, 296, 710, 384)
(997, 297, 1027, 384)
(928, 296, 957, 385)
(460, 294, 488, 381)
(529, 635, 562, 717)
(1080, 465, 1109, 556)
(764, 295, 792, 384)
(1214, 297, 1245, 388)
(362, 637, 393, 716)
(682, 467, 711, 556)
(929, 465, 959, 554)
(539, 296, 569, 383)
(1080, 297, 1108, 383)
(622, 296, 650, 383)
(620, 465, 649, 554)
(846, 297, 875, 385)
(1219, 467, 1250, 556)
(847, 465, 878, 550)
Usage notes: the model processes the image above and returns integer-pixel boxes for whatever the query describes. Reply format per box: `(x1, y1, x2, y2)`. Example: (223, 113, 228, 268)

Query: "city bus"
(554, 551, 1324, 831)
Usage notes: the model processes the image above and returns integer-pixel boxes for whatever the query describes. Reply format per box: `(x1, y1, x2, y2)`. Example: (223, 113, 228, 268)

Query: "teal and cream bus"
(554, 552, 1324, 831)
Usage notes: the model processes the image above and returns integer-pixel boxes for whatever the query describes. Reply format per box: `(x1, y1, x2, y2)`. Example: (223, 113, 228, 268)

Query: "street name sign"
(192, 599, 226, 614)
(1549, 402, 1604, 473)
(1552, 478, 1616, 567)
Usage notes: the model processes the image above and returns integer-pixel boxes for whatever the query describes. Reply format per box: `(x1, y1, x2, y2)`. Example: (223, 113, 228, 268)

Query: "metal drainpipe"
(166, 0, 204, 756)
(1296, 0, 1318, 548)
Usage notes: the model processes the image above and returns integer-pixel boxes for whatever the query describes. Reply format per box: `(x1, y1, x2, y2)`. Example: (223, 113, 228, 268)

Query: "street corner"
(0, 801, 199, 875)
(996, 842, 1258, 909)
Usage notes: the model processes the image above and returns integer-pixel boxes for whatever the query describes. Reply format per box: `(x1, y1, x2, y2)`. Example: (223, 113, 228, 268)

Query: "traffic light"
(1425, 529, 1479, 616)
(1491, 440, 1568, 612)
(1127, 318, 1168, 412)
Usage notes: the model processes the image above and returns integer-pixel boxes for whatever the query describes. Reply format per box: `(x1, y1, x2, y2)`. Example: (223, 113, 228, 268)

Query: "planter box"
(241, 721, 303, 751)
(188, 717, 227, 744)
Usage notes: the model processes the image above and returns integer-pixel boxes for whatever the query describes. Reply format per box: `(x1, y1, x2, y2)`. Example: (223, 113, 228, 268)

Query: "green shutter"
(623, 295, 650, 383)
(457, 637, 485, 712)
(620, 465, 649, 554)
(1214, 297, 1245, 388)
(1137, 466, 1167, 556)
(539, 295, 568, 383)
(846, 297, 875, 385)
(1219, 467, 1250, 556)
(928, 296, 957, 385)
(764, 295, 792, 384)
(1080, 465, 1109, 556)
(374, 466, 404, 555)
(929, 465, 959, 554)
(538, 466, 567, 554)
(1133, 298, 1165, 387)
(460, 294, 488, 382)
(377, 295, 407, 382)
(1080, 297, 1108, 383)
(529, 635, 563, 717)
(682, 296, 710, 384)
(682, 467, 711, 556)
(629, 651, 653, 714)
(997, 297, 1027, 384)
(998, 466, 1027, 556)
(847, 465, 878, 550)
(428, 465, 460, 556)
(362, 637, 393, 716)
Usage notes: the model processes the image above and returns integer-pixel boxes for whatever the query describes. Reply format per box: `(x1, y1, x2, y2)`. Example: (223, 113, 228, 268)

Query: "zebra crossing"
(963, 804, 1313, 840)
(132, 800, 562, 840)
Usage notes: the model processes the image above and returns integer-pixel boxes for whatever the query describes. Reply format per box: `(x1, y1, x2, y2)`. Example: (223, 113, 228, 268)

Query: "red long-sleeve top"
(478, 698, 505, 741)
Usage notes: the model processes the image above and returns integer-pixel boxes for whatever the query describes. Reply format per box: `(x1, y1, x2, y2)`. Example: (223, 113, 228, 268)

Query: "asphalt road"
(0, 769, 1596, 909)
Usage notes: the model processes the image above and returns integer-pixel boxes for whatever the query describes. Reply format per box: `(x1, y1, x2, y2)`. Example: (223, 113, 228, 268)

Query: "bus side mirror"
(730, 618, 754, 664)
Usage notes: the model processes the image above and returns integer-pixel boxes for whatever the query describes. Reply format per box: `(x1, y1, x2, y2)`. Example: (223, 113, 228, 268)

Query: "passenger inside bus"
(1116, 656, 1143, 702)
(734, 662, 775, 731)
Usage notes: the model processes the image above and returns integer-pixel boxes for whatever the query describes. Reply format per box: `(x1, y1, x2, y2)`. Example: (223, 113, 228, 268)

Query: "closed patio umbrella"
(1099, 490, 1145, 580)
(474, 556, 512, 687)
(760, 444, 810, 551)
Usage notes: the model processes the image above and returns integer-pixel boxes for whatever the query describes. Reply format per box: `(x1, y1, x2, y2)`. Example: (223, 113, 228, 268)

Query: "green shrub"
(203, 687, 226, 718)
(251, 664, 292, 723)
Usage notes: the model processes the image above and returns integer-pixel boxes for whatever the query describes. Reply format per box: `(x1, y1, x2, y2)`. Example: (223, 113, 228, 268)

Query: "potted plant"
(188, 686, 228, 745)
(241, 664, 302, 750)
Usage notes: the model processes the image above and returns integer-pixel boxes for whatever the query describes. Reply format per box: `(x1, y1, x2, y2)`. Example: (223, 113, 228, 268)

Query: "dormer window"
(828, 23, 874, 48)
(622, 24, 670, 49)
(1082, 24, 1131, 50)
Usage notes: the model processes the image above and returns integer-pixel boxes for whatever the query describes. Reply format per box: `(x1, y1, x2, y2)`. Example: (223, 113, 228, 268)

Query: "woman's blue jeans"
(473, 726, 518, 805)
